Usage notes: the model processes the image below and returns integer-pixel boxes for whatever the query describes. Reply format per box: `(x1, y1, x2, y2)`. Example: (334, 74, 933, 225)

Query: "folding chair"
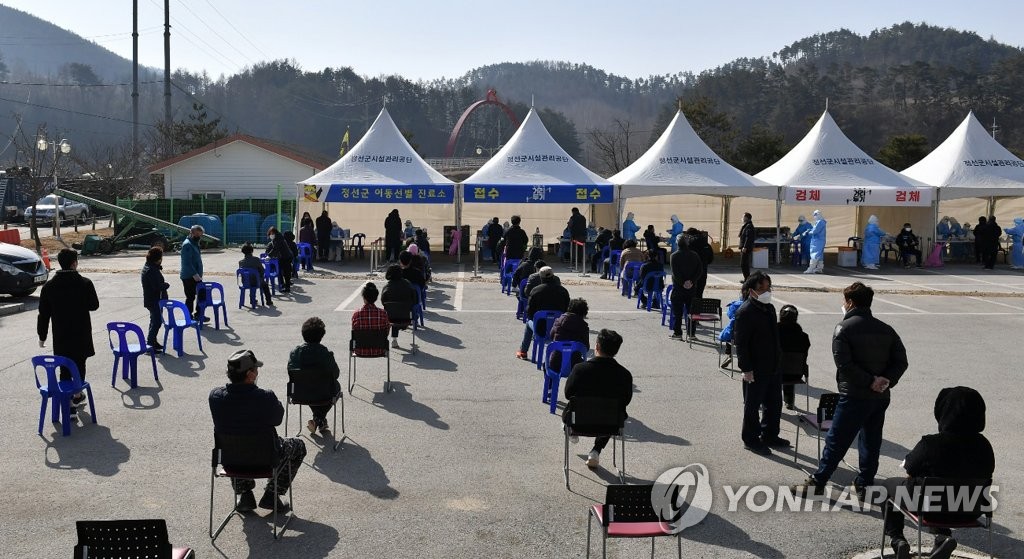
(236, 268, 265, 309)
(107, 322, 158, 389)
(794, 392, 839, 463)
(779, 351, 810, 412)
(383, 301, 417, 354)
(74, 518, 195, 559)
(619, 261, 642, 297)
(348, 329, 391, 394)
(542, 341, 587, 414)
(529, 310, 563, 370)
(686, 298, 722, 347)
(209, 430, 293, 541)
(586, 484, 682, 559)
(159, 300, 203, 357)
(285, 369, 345, 451)
(564, 396, 625, 489)
(636, 271, 665, 311)
(34, 355, 97, 437)
(717, 339, 736, 378)
(880, 477, 994, 559)
(196, 281, 229, 330)
(501, 259, 520, 295)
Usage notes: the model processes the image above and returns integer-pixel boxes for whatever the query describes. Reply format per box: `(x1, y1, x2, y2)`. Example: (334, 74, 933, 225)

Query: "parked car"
(23, 194, 90, 223)
(0, 242, 48, 297)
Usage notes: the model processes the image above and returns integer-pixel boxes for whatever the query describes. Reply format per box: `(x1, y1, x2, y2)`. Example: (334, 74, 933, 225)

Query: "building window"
(190, 191, 224, 201)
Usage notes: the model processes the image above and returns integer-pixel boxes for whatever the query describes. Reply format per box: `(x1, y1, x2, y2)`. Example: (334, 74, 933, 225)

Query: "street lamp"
(475, 145, 501, 157)
(35, 135, 72, 239)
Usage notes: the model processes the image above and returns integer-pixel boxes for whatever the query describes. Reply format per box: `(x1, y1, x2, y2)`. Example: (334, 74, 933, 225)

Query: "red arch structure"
(444, 88, 519, 158)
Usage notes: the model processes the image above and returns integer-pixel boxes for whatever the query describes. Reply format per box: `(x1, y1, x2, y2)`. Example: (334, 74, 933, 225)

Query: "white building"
(148, 134, 329, 200)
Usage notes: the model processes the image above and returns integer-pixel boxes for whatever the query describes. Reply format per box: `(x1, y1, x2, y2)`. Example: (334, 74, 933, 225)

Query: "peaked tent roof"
(756, 111, 932, 206)
(609, 110, 776, 199)
(902, 111, 1024, 200)
(463, 108, 611, 188)
(300, 108, 453, 187)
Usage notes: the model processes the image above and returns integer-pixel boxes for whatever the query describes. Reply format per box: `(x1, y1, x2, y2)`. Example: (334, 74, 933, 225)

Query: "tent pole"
(988, 196, 996, 218)
(932, 190, 941, 259)
(455, 184, 462, 264)
(720, 196, 732, 250)
(775, 189, 782, 265)
(615, 186, 623, 233)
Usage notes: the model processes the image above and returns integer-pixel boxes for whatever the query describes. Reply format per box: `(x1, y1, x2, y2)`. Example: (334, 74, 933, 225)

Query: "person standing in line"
(685, 228, 713, 298)
(266, 226, 293, 293)
(669, 235, 704, 340)
(384, 209, 403, 263)
(180, 224, 206, 321)
(485, 217, 504, 264)
(141, 246, 169, 352)
(804, 209, 828, 274)
(568, 207, 587, 268)
(796, 282, 908, 498)
(973, 216, 987, 265)
(738, 212, 756, 279)
(503, 215, 529, 261)
(733, 271, 786, 456)
(315, 210, 332, 261)
(37, 248, 100, 415)
(643, 225, 665, 262)
(982, 215, 1001, 270)
(622, 212, 640, 241)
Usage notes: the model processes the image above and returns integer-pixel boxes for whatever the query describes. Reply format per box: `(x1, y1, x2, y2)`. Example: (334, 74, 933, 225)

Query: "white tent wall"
(299, 200, 455, 250)
(461, 203, 597, 245)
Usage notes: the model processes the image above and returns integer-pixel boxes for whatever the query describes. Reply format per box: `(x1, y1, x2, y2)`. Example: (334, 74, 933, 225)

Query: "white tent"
(756, 111, 932, 207)
(903, 111, 1024, 200)
(463, 107, 612, 204)
(610, 110, 776, 198)
(299, 107, 454, 203)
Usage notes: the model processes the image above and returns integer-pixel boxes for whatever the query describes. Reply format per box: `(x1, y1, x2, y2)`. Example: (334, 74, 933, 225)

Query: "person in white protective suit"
(861, 215, 887, 270)
(803, 209, 827, 274)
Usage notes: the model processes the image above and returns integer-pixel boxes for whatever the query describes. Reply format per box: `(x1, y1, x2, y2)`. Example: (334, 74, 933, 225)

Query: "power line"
(202, 0, 270, 60)
(0, 95, 158, 128)
(169, 80, 247, 133)
(145, 0, 243, 72)
(173, 0, 257, 66)
(0, 80, 163, 88)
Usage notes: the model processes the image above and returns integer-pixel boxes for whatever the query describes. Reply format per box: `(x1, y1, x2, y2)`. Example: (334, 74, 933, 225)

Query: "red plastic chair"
(586, 484, 682, 558)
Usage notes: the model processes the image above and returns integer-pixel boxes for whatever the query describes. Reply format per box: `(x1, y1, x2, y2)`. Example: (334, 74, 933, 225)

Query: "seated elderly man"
(209, 349, 307, 513)
(351, 282, 390, 357)
(516, 266, 569, 360)
(287, 317, 341, 435)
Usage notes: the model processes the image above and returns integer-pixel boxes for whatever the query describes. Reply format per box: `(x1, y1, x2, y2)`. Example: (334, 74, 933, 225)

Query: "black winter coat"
(37, 270, 100, 359)
(739, 221, 756, 251)
(315, 215, 332, 243)
(569, 213, 587, 240)
(733, 298, 779, 377)
(382, 277, 419, 306)
(526, 279, 570, 319)
(384, 212, 402, 240)
(832, 307, 908, 399)
(209, 383, 284, 437)
(141, 263, 170, 310)
(670, 247, 704, 299)
(266, 235, 293, 263)
(563, 356, 633, 425)
(503, 225, 529, 259)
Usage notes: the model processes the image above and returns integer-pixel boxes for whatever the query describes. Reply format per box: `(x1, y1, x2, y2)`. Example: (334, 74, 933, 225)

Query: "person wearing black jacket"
(778, 305, 810, 410)
(738, 212, 756, 279)
(590, 227, 613, 272)
(635, 249, 665, 308)
(685, 228, 714, 297)
(240, 243, 274, 307)
(669, 236, 704, 339)
(503, 215, 529, 261)
(877, 386, 995, 559)
(141, 246, 170, 351)
(513, 248, 544, 293)
(517, 267, 570, 360)
(384, 209, 403, 263)
(209, 349, 306, 513)
(315, 211, 332, 261)
(895, 223, 922, 268)
(37, 249, 100, 404)
(973, 216, 987, 265)
(563, 329, 633, 469)
(980, 215, 1001, 270)
(643, 225, 665, 262)
(569, 207, 587, 267)
(381, 264, 419, 348)
(266, 227, 293, 292)
(799, 282, 909, 495)
(287, 317, 341, 434)
(734, 270, 784, 456)
(485, 217, 504, 264)
(399, 251, 426, 290)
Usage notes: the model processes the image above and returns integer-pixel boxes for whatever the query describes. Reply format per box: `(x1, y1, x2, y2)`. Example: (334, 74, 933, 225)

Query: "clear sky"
(3, 0, 1023, 80)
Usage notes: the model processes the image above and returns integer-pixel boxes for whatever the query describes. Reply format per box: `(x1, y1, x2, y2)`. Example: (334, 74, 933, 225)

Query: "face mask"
(840, 303, 850, 314)
(904, 227, 911, 232)
(757, 291, 772, 306)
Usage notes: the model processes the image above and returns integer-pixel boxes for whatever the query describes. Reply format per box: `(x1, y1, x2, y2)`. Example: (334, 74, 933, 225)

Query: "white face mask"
(904, 227, 911, 232)
(840, 303, 849, 314)
(757, 291, 772, 306)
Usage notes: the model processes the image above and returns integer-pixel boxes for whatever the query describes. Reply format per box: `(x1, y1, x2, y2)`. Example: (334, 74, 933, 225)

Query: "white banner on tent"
(784, 185, 933, 206)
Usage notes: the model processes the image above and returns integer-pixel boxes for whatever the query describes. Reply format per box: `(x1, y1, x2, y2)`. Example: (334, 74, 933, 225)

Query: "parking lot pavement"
(1, 254, 1021, 558)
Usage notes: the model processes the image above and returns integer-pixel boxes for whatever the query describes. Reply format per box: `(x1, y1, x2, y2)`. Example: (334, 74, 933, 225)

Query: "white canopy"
(756, 111, 932, 207)
(299, 108, 454, 204)
(463, 108, 612, 203)
(902, 111, 1024, 200)
(610, 110, 776, 199)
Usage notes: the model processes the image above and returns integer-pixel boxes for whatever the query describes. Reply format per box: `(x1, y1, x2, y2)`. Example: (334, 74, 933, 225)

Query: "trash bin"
(837, 247, 858, 267)
(752, 247, 769, 269)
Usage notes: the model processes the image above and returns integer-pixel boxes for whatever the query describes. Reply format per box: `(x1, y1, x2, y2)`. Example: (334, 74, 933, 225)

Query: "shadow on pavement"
(311, 438, 399, 500)
(625, 417, 690, 447)
(233, 515, 341, 558)
(43, 423, 130, 476)
(371, 381, 449, 430)
(116, 384, 162, 410)
(202, 328, 244, 348)
(157, 353, 207, 377)
(413, 327, 463, 349)
(399, 348, 457, 372)
(683, 510, 783, 557)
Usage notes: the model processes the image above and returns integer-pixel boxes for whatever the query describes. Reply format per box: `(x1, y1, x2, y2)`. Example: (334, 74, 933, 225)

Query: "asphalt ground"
(1, 251, 1022, 558)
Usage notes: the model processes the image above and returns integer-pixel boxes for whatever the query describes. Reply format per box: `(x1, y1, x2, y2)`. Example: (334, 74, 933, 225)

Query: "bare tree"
(69, 139, 152, 202)
(8, 122, 78, 253)
(586, 118, 642, 175)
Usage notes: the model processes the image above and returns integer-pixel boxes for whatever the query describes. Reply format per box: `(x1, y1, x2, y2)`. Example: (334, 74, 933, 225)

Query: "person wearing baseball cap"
(516, 266, 570, 360)
(209, 349, 307, 513)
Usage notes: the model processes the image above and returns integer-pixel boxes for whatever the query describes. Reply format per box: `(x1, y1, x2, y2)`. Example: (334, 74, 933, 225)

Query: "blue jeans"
(519, 320, 535, 353)
(813, 395, 890, 487)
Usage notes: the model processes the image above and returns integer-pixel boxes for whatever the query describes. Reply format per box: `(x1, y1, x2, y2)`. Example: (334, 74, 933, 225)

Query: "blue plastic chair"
(159, 299, 203, 357)
(661, 284, 675, 327)
(619, 261, 642, 297)
(236, 268, 264, 309)
(597, 246, 610, 273)
(197, 281, 229, 330)
(501, 259, 520, 295)
(542, 341, 587, 414)
(529, 310, 563, 370)
(107, 322, 158, 389)
(33, 355, 96, 436)
(607, 249, 623, 279)
(636, 271, 666, 311)
(515, 278, 529, 322)
(262, 257, 281, 294)
(298, 242, 314, 271)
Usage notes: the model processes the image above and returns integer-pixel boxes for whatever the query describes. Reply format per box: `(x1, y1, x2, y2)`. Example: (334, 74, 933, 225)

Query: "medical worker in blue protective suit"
(666, 215, 684, 252)
(791, 215, 812, 266)
(1005, 217, 1024, 269)
(861, 215, 887, 270)
(622, 212, 640, 241)
(803, 209, 827, 274)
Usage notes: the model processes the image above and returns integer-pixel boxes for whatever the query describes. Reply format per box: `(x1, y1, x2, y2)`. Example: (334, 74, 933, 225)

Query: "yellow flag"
(339, 129, 350, 156)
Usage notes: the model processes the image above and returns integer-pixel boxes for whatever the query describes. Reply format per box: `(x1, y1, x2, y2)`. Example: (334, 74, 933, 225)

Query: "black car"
(0, 242, 49, 297)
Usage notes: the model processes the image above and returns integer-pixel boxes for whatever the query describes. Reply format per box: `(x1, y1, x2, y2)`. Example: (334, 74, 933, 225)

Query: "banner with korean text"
(462, 184, 614, 204)
(784, 185, 933, 206)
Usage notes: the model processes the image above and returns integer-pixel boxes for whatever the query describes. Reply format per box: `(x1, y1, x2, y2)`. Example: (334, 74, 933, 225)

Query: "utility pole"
(163, 0, 172, 157)
(132, 0, 139, 159)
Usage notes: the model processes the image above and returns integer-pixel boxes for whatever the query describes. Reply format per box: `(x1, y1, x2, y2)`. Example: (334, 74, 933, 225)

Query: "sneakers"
(720, 357, 732, 369)
(236, 490, 257, 513)
(585, 451, 600, 468)
(761, 436, 791, 448)
(890, 537, 911, 559)
(669, 333, 683, 340)
(744, 443, 772, 456)
(515, 350, 528, 360)
(930, 536, 958, 559)
(307, 420, 317, 435)
(258, 492, 291, 513)
(71, 393, 87, 407)
(391, 338, 400, 349)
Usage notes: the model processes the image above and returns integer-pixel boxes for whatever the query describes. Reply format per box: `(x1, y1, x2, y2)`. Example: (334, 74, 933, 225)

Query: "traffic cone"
(41, 248, 51, 270)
